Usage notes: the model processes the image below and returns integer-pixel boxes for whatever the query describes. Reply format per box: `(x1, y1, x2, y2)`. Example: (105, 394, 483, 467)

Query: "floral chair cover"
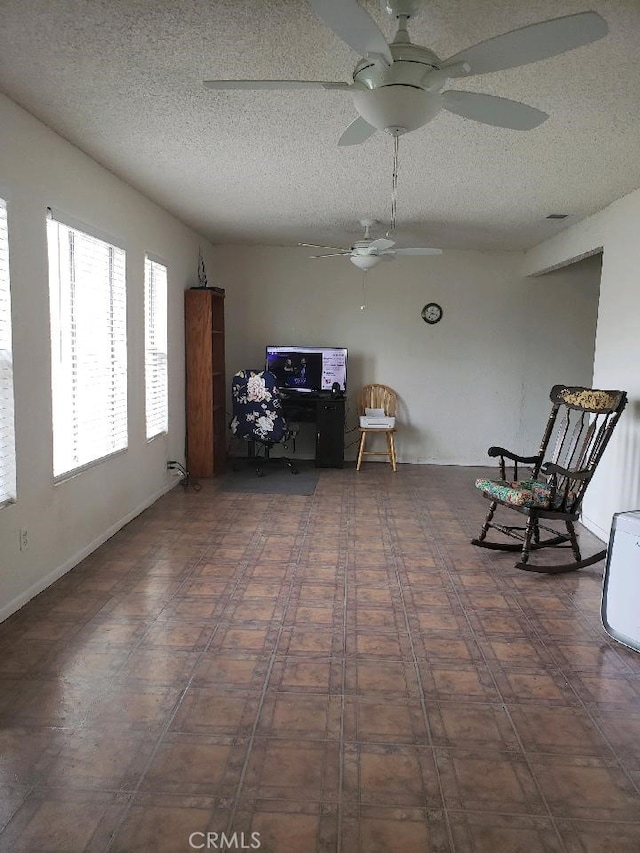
(230, 370, 287, 444)
(474, 477, 552, 509)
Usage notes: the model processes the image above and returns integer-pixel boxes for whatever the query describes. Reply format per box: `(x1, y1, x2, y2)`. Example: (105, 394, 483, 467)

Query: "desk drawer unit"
(315, 398, 345, 468)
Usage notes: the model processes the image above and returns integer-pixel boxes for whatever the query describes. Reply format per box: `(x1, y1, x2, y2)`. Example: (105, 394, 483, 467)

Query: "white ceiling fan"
(204, 0, 608, 145)
(300, 218, 442, 270)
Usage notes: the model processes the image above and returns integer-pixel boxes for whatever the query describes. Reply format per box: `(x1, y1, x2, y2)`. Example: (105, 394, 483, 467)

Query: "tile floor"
(1, 464, 639, 852)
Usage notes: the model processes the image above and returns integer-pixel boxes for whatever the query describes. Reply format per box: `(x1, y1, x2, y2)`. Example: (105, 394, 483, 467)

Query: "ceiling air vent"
(546, 214, 569, 220)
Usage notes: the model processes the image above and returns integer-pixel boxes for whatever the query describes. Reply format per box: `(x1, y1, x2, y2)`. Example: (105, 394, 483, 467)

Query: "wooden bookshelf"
(184, 288, 226, 477)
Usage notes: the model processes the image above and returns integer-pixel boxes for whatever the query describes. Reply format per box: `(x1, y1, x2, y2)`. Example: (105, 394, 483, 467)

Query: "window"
(47, 214, 127, 479)
(0, 198, 16, 506)
(144, 256, 168, 440)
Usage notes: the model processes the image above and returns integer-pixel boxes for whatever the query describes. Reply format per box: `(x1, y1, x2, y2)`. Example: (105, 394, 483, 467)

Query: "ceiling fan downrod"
(388, 133, 400, 236)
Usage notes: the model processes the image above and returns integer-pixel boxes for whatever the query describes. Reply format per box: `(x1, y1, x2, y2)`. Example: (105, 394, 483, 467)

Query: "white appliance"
(360, 408, 396, 428)
(601, 510, 640, 652)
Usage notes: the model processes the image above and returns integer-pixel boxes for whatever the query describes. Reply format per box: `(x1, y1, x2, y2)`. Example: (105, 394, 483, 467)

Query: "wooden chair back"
(357, 384, 398, 418)
(535, 385, 627, 514)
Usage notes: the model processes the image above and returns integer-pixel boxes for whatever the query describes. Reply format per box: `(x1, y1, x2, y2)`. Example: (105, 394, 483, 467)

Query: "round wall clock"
(421, 303, 443, 324)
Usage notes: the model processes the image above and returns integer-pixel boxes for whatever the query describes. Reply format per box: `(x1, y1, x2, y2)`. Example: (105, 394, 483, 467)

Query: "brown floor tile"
(508, 705, 614, 757)
(428, 702, 520, 752)
(448, 811, 564, 853)
(140, 734, 245, 795)
(284, 628, 339, 656)
(345, 743, 440, 808)
(0, 727, 58, 786)
(243, 738, 340, 801)
(344, 697, 428, 744)
(592, 711, 640, 770)
(83, 683, 182, 732)
(436, 747, 547, 815)
(9, 679, 109, 727)
(0, 789, 126, 853)
(191, 652, 268, 689)
(347, 659, 420, 699)
(108, 796, 226, 853)
(491, 666, 581, 707)
(257, 692, 341, 740)
(2, 465, 640, 852)
(272, 656, 338, 694)
(118, 648, 199, 686)
(530, 754, 640, 820)
(555, 818, 640, 853)
(250, 805, 323, 853)
(39, 728, 157, 791)
(550, 640, 635, 676)
(421, 662, 501, 704)
(170, 687, 260, 736)
(139, 621, 214, 650)
(342, 809, 450, 853)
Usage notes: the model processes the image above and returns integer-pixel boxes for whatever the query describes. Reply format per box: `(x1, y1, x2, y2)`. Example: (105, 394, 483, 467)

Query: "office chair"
(472, 384, 627, 573)
(230, 369, 298, 477)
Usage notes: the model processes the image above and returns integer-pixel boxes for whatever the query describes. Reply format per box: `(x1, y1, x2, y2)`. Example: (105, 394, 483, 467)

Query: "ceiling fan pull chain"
(389, 134, 400, 236)
(360, 270, 367, 310)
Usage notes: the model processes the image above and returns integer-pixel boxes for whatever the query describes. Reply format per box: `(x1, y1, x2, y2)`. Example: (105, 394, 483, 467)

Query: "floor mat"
(220, 460, 319, 495)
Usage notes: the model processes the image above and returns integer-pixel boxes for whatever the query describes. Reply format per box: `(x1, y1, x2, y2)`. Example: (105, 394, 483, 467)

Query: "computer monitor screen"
(266, 346, 347, 394)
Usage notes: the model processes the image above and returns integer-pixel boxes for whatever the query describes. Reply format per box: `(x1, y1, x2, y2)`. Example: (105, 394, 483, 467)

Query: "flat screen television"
(266, 345, 347, 394)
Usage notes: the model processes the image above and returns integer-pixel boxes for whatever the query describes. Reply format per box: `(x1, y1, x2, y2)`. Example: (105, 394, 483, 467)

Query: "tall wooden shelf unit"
(185, 287, 226, 477)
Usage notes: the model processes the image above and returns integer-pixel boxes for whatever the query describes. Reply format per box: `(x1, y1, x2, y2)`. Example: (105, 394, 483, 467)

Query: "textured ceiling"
(1, 0, 639, 251)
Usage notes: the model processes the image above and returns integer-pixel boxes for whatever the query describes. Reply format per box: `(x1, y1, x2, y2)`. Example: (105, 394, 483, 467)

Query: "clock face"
(421, 302, 443, 324)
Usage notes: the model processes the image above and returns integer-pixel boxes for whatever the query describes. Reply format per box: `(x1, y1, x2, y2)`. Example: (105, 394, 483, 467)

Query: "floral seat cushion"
(475, 477, 552, 509)
(230, 370, 287, 442)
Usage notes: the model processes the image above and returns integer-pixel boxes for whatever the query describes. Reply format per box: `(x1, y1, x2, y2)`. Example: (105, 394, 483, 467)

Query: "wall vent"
(546, 213, 569, 220)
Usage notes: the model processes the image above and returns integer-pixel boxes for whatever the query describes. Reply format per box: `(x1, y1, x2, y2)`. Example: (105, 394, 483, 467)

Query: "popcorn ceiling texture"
(0, 0, 639, 250)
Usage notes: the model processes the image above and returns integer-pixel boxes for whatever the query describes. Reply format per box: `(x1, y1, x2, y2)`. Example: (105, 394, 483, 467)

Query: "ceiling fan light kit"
(350, 253, 383, 271)
(351, 86, 442, 137)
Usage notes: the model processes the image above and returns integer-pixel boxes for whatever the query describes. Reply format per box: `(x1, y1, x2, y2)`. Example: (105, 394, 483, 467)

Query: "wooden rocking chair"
(471, 384, 627, 574)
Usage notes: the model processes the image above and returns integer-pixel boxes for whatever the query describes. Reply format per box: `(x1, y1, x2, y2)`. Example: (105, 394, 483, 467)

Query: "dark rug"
(221, 459, 319, 495)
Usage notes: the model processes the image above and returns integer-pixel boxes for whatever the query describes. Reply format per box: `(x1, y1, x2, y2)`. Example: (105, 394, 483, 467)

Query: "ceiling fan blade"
(203, 80, 352, 91)
(308, 0, 393, 67)
(369, 237, 395, 251)
(300, 242, 350, 251)
(441, 11, 608, 77)
(442, 91, 548, 130)
(390, 248, 443, 256)
(338, 116, 377, 147)
(309, 252, 351, 258)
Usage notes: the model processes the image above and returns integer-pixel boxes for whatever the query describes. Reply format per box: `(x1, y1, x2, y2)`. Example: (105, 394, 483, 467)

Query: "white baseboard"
(0, 480, 179, 624)
(580, 514, 608, 544)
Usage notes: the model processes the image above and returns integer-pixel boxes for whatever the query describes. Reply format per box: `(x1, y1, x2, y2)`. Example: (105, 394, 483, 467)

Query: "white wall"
(0, 94, 213, 621)
(523, 188, 640, 539)
(215, 245, 599, 466)
(0, 90, 611, 623)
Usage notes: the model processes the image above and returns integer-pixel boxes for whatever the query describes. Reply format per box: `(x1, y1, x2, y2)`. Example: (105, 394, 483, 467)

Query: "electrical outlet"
(19, 527, 28, 551)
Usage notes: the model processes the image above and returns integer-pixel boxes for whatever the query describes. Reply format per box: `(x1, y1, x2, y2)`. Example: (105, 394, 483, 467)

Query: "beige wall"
(216, 245, 600, 465)
(523, 187, 640, 539)
(0, 94, 213, 620)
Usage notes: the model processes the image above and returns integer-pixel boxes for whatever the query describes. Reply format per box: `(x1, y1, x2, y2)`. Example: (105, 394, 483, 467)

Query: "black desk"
(281, 394, 345, 468)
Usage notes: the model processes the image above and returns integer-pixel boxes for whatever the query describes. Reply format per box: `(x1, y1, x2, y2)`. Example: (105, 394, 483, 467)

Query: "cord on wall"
(166, 461, 201, 491)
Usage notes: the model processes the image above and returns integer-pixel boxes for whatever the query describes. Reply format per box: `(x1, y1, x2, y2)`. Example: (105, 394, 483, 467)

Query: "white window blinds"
(144, 256, 168, 440)
(0, 198, 16, 507)
(47, 215, 128, 479)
